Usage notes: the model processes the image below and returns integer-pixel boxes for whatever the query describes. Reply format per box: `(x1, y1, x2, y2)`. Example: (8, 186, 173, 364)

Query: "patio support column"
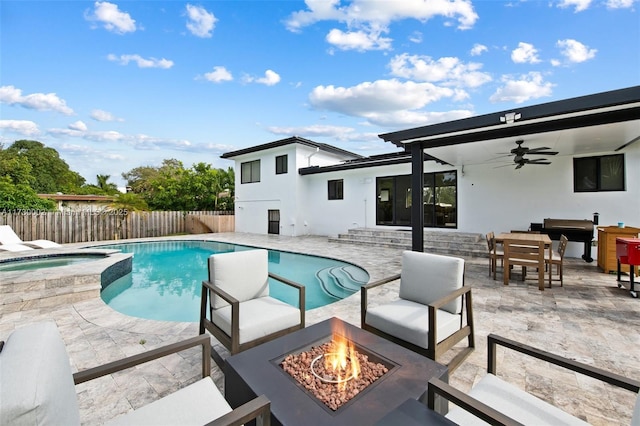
(410, 143, 424, 252)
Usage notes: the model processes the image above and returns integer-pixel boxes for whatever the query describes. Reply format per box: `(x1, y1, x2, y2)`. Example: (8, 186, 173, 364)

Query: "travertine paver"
(1, 232, 639, 425)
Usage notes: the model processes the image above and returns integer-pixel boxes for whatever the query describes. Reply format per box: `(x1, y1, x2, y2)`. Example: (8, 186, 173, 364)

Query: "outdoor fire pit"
(225, 317, 448, 425)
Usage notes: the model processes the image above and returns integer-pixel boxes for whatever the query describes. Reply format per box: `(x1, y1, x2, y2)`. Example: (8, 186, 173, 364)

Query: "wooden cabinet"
(597, 226, 640, 274)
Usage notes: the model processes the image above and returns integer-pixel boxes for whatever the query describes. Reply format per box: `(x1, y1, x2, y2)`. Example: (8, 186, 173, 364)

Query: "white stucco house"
(221, 86, 640, 260)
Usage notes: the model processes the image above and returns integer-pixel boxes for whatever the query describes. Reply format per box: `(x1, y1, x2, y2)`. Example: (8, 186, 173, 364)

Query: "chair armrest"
(202, 280, 240, 306)
(428, 285, 471, 311)
(269, 272, 306, 326)
(206, 394, 271, 426)
(426, 378, 523, 426)
(360, 274, 401, 327)
(487, 334, 640, 393)
(362, 273, 401, 291)
(73, 334, 211, 385)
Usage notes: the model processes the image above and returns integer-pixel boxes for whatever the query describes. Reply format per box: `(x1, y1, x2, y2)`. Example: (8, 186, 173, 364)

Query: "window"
(376, 171, 457, 228)
(241, 160, 260, 184)
(328, 179, 343, 200)
(275, 155, 288, 175)
(574, 154, 624, 192)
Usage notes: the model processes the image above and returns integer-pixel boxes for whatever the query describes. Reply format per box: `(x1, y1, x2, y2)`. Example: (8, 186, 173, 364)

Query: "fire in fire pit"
(280, 325, 389, 411)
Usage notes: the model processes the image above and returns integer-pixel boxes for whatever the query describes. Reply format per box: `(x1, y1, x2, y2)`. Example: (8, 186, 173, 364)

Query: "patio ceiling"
(380, 86, 640, 169)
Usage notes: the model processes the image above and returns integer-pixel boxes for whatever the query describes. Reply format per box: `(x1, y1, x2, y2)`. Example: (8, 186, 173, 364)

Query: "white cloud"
(309, 79, 457, 120)
(470, 43, 488, 56)
(107, 54, 174, 69)
(489, 72, 554, 103)
(365, 109, 473, 127)
(0, 85, 74, 115)
(557, 0, 592, 12)
(185, 4, 217, 38)
(244, 70, 281, 86)
(409, 31, 423, 44)
(268, 124, 356, 138)
(326, 28, 392, 51)
(285, 0, 478, 51)
(86, 1, 137, 34)
(511, 42, 541, 64)
(204, 66, 233, 83)
(388, 54, 492, 88)
(0, 119, 40, 136)
(606, 0, 636, 8)
(69, 121, 88, 131)
(91, 109, 123, 122)
(556, 39, 597, 63)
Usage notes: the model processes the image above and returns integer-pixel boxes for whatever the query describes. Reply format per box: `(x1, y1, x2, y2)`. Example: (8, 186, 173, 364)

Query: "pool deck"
(1, 232, 639, 425)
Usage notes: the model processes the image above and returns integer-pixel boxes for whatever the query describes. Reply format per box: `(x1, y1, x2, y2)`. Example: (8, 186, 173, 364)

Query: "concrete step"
(329, 228, 488, 259)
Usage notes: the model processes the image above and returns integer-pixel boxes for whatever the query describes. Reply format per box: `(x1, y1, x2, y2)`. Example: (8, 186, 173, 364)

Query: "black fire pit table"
(224, 317, 449, 426)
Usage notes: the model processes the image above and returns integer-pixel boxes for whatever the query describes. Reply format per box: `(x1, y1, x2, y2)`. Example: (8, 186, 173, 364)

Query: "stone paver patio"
(1, 232, 639, 425)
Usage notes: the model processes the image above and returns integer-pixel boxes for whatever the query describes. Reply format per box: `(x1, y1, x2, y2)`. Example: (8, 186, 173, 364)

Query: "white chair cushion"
(105, 377, 230, 426)
(213, 297, 301, 344)
(0, 322, 81, 425)
(209, 249, 269, 309)
(445, 373, 589, 425)
(399, 251, 464, 314)
(632, 391, 640, 426)
(365, 299, 461, 349)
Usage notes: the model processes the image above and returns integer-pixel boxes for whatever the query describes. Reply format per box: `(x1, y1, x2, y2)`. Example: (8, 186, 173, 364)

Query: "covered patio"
(1, 232, 638, 425)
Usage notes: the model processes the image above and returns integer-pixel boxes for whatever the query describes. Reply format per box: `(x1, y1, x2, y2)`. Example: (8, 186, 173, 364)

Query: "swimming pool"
(98, 240, 369, 322)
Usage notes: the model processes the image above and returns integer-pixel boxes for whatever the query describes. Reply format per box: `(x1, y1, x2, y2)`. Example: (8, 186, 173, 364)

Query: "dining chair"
(486, 232, 504, 279)
(503, 239, 547, 290)
(546, 234, 569, 286)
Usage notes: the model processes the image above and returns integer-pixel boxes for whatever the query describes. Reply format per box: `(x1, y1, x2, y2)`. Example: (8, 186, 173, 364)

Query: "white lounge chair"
(0, 225, 61, 249)
(0, 243, 35, 252)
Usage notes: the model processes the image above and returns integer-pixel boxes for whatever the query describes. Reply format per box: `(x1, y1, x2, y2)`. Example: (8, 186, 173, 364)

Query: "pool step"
(316, 266, 369, 300)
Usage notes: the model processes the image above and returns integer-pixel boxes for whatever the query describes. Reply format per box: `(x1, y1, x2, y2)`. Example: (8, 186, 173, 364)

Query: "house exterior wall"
(229, 142, 639, 259)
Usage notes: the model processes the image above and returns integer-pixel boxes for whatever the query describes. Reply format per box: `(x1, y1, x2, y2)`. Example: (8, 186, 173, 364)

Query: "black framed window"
(376, 171, 457, 228)
(328, 179, 343, 200)
(241, 160, 260, 184)
(275, 155, 288, 175)
(574, 154, 624, 192)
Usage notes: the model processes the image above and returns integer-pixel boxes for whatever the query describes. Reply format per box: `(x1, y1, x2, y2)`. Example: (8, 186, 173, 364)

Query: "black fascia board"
(298, 152, 449, 175)
(220, 136, 362, 159)
(379, 86, 640, 148)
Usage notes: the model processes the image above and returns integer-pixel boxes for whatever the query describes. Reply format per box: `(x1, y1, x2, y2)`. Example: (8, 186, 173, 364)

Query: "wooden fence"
(0, 211, 234, 244)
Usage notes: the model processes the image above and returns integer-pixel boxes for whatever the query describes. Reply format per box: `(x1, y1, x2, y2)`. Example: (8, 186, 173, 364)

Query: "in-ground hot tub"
(0, 249, 133, 315)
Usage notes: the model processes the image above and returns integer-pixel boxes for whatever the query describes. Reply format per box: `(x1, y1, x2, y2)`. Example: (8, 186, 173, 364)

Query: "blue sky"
(1, 0, 638, 188)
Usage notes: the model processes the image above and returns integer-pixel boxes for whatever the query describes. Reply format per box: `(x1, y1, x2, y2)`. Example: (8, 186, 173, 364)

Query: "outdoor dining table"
(494, 232, 553, 288)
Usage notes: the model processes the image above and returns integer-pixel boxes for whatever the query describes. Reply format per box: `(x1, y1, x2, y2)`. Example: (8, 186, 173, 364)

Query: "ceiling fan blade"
(527, 150, 559, 156)
(526, 146, 551, 153)
(527, 159, 552, 165)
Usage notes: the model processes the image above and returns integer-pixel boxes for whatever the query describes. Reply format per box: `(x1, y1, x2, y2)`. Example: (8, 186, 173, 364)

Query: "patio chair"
(200, 249, 305, 358)
(0, 243, 35, 252)
(503, 239, 547, 290)
(0, 225, 61, 249)
(361, 250, 474, 373)
(0, 321, 271, 426)
(546, 234, 569, 286)
(486, 232, 503, 279)
(423, 334, 640, 425)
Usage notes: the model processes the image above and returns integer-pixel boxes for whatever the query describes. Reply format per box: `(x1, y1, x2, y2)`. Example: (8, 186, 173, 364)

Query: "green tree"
(4, 140, 85, 193)
(0, 177, 57, 211)
(121, 160, 235, 211)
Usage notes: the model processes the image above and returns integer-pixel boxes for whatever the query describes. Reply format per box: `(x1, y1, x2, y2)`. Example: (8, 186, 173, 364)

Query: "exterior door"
(268, 210, 280, 234)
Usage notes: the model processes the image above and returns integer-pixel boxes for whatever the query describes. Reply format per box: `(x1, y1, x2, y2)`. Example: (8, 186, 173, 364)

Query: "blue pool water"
(98, 240, 369, 322)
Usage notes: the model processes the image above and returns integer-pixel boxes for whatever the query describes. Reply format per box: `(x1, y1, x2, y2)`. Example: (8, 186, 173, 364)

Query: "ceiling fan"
(497, 139, 559, 168)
